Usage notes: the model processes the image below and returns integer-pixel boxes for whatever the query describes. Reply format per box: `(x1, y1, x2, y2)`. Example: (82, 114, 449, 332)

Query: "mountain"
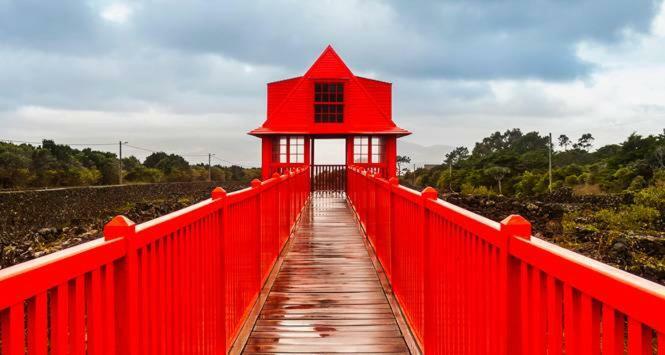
(397, 141, 454, 168)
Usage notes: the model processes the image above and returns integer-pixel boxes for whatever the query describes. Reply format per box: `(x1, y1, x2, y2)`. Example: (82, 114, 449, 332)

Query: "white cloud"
(100, 3, 133, 24)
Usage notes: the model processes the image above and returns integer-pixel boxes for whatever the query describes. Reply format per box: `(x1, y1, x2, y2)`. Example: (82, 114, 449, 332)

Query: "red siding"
(252, 45, 408, 136)
(357, 77, 391, 119)
(267, 77, 300, 118)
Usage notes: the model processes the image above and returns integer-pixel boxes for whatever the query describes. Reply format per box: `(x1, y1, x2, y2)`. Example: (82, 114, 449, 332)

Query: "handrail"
(347, 165, 665, 355)
(0, 167, 310, 354)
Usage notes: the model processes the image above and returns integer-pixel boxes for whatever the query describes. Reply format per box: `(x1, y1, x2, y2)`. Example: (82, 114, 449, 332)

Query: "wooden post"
(500, 214, 531, 355)
(103, 215, 138, 355)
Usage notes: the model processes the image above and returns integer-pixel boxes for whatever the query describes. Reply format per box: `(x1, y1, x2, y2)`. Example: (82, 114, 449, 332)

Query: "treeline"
(405, 129, 665, 196)
(0, 140, 260, 189)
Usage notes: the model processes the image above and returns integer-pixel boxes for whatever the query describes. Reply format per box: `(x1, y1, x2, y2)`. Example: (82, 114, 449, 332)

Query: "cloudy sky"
(1, 0, 664, 166)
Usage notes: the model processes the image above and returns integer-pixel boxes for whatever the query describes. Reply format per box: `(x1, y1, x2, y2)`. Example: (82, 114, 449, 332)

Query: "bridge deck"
(241, 194, 412, 354)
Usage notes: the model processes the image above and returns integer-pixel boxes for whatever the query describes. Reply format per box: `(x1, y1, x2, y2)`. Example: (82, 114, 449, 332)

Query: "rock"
(631, 235, 665, 257)
(37, 227, 56, 236)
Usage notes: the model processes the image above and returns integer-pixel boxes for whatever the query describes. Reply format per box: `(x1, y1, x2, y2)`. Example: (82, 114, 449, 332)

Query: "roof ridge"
(266, 45, 393, 126)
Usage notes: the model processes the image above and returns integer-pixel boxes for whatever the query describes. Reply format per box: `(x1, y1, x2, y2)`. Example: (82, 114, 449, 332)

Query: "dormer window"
(314, 82, 344, 123)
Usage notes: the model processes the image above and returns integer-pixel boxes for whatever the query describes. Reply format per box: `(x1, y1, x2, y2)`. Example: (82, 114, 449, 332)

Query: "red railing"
(347, 166, 665, 355)
(0, 167, 309, 355)
(311, 164, 346, 192)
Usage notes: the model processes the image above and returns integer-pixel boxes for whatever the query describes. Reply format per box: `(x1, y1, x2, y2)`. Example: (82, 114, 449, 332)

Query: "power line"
(123, 143, 158, 153)
(211, 155, 239, 166)
(2, 137, 252, 167)
(0, 138, 117, 146)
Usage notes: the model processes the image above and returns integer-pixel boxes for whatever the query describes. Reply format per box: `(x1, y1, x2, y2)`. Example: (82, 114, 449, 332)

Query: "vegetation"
(0, 140, 260, 188)
(406, 129, 665, 197)
(403, 129, 665, 283)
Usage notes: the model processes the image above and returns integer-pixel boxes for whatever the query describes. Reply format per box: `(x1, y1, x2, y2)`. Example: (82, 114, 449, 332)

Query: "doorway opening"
(311, 138, 346, 193)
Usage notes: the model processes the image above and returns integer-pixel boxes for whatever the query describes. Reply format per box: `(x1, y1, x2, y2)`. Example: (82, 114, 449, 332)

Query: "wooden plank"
(240, 195, 413, 354)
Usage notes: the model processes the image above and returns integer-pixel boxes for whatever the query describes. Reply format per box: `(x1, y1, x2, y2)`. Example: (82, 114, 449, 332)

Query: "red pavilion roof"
(249, 45, 410, 137)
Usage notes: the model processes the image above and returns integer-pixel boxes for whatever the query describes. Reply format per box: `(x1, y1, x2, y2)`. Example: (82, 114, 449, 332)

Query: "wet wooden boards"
(241, 194, 411, 354)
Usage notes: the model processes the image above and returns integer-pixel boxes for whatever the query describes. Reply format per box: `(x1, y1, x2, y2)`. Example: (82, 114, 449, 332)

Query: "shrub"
(573, 184, 603, 196)
(628, 176, 647, 191)
(561, 212, 600, 235)
(460, 183, 496, 197)
(653, 169, 665, 187)
(635, 186, 665, 211)
(594, 205, 660, 230)
(564, 175, 579, 186)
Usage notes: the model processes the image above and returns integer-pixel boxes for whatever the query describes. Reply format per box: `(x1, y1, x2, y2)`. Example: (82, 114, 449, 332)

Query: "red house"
(249, 45, 410, 185)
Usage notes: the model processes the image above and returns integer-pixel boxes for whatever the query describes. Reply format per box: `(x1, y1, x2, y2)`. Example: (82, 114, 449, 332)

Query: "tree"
(442, 147, 469, 192)
(484, 166, 510, 194)
(654, 146, 665, 169)
(558, 134, 571, 150)
(573, 133, 595, 151)
(444, 147, 469, 167)
(396, 155, 411, 177)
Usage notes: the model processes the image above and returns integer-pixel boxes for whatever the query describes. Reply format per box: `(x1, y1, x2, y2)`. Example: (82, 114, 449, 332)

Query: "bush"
(573, 184, 603, 196)
(564, 175, 579, 186)
(561, 211, 600, 235)
(594, 205, 660, 230)
(653, 169, 665, 187)
(460, 183, 496, 197)
(515, 171, 542, 196)
(628, 176, 647, 191)
(635, 186, 665, 211)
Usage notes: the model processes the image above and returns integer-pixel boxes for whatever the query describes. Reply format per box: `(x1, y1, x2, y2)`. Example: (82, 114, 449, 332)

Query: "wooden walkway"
(241, 194, 412, 354)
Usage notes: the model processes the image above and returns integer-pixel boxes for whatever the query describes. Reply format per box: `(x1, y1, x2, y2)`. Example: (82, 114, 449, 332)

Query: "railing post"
(211, 187, 227, 350)
(388, 177, 399, 277)
(103, 215, 138, 355)
(212, 187, 229, 349)
(500, 214, 532, 355)
(421, 186, 438, 347)
(251, 179, 263, 289)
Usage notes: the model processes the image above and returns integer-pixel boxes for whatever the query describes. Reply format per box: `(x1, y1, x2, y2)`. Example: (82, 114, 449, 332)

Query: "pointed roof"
(249, 45, 410, 137)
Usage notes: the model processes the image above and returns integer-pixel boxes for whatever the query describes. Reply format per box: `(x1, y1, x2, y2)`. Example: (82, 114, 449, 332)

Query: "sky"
(1, 0, 664, 166)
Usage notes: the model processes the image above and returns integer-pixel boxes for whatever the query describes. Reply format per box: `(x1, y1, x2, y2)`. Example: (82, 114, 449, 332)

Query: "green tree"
(573, 133, 594, 151)
(558, 134, 571, 150)
(484, 166, 510, 194)
(396, 155, 411, 177)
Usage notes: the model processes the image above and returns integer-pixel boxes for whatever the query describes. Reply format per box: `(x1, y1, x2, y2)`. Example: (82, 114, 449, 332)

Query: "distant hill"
(397, 141, 454, 167)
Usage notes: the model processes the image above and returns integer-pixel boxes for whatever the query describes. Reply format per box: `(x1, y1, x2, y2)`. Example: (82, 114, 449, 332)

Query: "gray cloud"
(0, 0, 660, 114)
(133, 0, 660, 80)
(0, 0, 663, 161)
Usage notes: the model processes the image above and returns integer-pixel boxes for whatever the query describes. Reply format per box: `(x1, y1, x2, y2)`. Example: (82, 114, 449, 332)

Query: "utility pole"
(548, 133, 553, 193)
(449, 160, 453, 192)
(412, 163, 416, 185)
(119, 141, 128, 185)
(208, 153, 215, 182)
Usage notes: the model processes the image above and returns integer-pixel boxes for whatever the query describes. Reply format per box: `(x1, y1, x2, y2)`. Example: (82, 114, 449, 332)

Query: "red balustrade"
(2, 163, 664, 354)
(0, 167, 309, 355)
(347, 165, 665, 355)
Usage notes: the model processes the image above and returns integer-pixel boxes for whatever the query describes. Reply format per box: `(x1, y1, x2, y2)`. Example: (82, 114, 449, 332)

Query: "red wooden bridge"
(1, 46, 664, 354)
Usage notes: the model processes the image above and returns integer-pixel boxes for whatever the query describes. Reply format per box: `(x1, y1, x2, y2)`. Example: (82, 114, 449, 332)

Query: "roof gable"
(252, 45, 409, 136)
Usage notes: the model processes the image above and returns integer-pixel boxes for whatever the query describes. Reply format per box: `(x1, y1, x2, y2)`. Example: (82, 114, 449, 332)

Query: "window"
(353, 136, 368, 163)
(289, 136, 304, 163)
(371, 137, 384, 163)
(273, 136, 288, 163)
(273, 136, 304, 164)
(314, 82, 344, 123)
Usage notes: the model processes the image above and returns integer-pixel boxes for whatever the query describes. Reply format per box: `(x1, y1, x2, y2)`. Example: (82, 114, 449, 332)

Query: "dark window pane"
(315, 83, 321, 92)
